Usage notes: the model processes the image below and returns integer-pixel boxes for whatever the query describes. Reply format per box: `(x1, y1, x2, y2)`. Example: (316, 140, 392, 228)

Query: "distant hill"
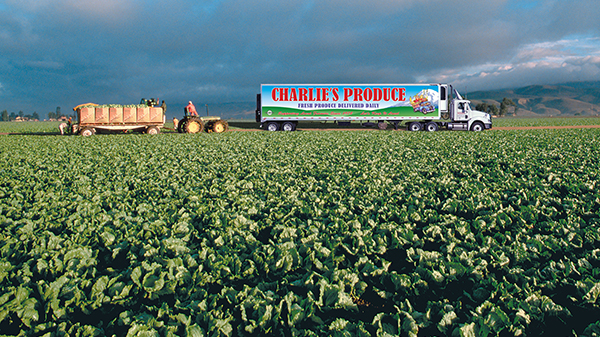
(467, 82, 600, 116)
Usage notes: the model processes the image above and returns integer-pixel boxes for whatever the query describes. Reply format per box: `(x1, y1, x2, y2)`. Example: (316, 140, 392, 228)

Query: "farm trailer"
(71, 102, 166, 136)
(255, 84, 492, 131)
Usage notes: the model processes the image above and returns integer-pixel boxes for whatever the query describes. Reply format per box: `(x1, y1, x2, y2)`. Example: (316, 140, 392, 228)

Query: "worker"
(186, 101, 198, 116)
(173, 117, 179, 129)
(161, 100, 167, 113)
(58, 122, 67, 135)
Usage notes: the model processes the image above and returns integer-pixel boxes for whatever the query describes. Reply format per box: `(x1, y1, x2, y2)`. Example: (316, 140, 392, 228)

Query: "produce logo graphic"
(409, 93, 435, 114)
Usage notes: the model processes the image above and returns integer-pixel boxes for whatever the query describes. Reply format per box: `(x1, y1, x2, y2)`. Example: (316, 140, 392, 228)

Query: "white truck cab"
(447, 87, 492, 131)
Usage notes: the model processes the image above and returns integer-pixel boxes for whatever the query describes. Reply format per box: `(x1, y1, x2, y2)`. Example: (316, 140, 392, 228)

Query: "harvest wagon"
(70, 101, 166, 136)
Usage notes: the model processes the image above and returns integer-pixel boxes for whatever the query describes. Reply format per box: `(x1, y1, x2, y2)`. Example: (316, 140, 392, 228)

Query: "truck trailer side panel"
(260, 84, 443, 122)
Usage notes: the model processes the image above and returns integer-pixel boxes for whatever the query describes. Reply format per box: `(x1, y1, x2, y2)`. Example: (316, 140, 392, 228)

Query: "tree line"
(0, 107, 73, 122)
(475, 98, 517, 116)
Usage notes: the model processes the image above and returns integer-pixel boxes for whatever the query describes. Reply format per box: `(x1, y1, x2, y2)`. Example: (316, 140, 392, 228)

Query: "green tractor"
(177, 108, 229, 134)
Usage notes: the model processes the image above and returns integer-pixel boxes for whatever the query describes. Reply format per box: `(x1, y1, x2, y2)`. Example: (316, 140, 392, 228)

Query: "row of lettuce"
(1, 130, 600, 336)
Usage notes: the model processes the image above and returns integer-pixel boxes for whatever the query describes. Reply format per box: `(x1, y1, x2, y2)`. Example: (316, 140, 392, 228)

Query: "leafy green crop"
(0, 121, 63, 135)
(492, 117, 600, 127)
(0, 128, 599, 336)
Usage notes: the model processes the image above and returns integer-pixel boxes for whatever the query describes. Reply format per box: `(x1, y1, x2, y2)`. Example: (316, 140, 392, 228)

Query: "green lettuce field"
(1, 121, 600, 336)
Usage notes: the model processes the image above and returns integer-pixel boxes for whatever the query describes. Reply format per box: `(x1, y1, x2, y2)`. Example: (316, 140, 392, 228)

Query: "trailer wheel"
(146, 126, 160, 135)
(212, 120, 229, 133)
(80, 127, 95, 136)
(185, 118, 204, 133)
(470, 122, 484, 132)
(282, 122, 296, 131)
(408, 122, 422, 132)
(266, 122, 280, 131)
(378, 121, 388, 130)
(425, 122, 439, 132)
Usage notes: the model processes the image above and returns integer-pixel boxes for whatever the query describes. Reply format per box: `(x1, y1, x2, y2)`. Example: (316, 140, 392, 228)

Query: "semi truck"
(255, 84, 492, 131)
(71, 100, 166, 136)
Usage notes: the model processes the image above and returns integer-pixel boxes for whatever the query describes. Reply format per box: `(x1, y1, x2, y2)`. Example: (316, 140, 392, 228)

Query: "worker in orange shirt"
(186, 101, 198, 116)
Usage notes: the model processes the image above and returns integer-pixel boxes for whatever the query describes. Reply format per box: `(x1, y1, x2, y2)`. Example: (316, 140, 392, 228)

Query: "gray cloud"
(0, 0, 599, 115)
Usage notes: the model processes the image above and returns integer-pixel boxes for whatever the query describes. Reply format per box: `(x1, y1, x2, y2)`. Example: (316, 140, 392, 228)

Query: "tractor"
(177, 106, 229, 134)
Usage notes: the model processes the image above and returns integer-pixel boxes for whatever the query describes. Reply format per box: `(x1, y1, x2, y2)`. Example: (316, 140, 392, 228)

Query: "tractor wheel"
(184, 117, 204, 133)
(212, 120, 229, 133)
(177, 118, 186, 133)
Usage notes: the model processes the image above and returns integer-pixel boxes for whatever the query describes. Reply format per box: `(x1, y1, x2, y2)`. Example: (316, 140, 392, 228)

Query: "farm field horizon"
(1, 120, 600, 336)
(3, 116, 600, 135)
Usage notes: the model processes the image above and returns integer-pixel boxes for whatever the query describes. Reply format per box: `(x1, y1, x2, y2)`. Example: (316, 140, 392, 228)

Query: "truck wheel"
(266, 122, 280, 131)
(212, 120, 229, 133)
(408, 122, 422, 132)
(470, 122, 484, 132)
(282, 122, 296, 131)
(80, 127, 95, 136)
(378, 122, 388, 130)
(425, 122, 439, 132)
(146, 126, 160, 135)
(185, 118, 204, 133)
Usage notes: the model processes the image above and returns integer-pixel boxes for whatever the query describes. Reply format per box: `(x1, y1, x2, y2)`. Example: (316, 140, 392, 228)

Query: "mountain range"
(467, 81, 600, 116)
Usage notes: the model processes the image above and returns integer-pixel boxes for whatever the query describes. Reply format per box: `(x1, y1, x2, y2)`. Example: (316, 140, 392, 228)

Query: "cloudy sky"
(1, 0, 599, 116)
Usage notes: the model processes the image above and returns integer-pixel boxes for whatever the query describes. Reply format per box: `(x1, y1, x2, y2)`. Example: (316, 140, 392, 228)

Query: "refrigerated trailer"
(255, 84, 492, 131)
